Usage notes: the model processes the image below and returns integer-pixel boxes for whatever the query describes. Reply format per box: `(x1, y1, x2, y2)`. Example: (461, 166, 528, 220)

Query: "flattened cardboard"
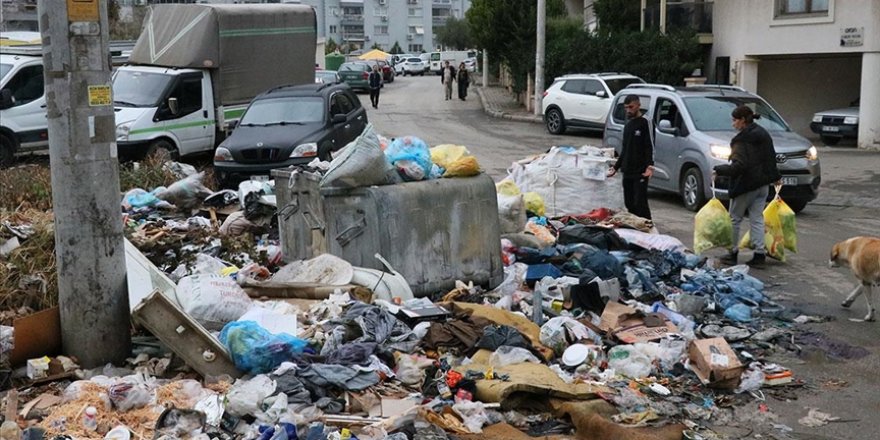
(10, 307, 61, 366)
(598, 302, 640, 333)
(613, 321, 680, 343)
(688, 338, 745, 389)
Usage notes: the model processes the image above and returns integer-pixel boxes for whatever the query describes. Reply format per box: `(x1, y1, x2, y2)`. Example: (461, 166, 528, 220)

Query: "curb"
(476, 87, 543, 125)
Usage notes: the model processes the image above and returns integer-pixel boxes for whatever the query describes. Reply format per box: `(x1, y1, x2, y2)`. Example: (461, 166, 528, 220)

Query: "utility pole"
(40, 0, 131, 368)
(482, 49, 488, 87)
(534, 0, 546, 116)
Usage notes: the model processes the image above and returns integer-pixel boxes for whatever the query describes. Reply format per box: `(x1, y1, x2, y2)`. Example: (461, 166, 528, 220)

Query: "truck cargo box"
(129, 4, 316, 106)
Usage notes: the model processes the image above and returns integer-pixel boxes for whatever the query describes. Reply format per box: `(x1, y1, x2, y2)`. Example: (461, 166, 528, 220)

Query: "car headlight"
(710, 144, 731, 160)
(214, 146, 233, 162)
(290, 143, 318, 158)
(844, 116, 858, 125)
(812, 114, 823, 123)
(115, 122, 133, 141)
(806, 145, 819, 161)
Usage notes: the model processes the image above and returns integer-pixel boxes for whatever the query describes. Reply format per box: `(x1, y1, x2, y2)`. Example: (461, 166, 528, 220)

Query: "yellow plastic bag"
(694, 198, 733, 255)
(431, 144, 481, 177)
(496, 179, 521, 196)
(739, 197, 795, 260)
(444, 155, 481, 177)
(777, 198, 797, 252)
(523, 192, 546, 217)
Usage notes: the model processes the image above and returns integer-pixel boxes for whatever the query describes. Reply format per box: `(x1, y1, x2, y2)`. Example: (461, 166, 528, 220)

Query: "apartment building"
(571, 0, 879, 149)
(294, 0, 471, 54)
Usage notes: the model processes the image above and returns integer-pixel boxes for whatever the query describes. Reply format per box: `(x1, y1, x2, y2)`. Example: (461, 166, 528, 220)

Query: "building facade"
(294, 0, 471, 54)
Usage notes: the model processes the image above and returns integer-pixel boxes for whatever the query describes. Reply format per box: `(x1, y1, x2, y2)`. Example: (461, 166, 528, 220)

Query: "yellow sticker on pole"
(67, 0, 99, 22)
(88, 85, 111, 107)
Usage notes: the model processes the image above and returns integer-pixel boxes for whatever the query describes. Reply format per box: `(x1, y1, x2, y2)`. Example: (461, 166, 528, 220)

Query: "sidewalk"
(475, 86, 543, 124)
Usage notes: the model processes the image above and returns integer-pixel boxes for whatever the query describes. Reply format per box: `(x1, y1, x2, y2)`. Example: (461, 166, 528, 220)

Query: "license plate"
(781, 177, 798, 186)
(822, 125, 839, 132)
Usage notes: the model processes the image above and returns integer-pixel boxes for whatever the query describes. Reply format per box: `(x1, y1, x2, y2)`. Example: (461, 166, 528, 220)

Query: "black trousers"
(622, 176, 652, 220)
(458, 82, 468, 99)
(369, 88, 380, 107)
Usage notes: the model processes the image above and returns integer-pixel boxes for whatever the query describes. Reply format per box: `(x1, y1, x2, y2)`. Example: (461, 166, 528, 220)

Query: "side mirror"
(596, 90, 607, 98)
(332, 114, 347, 124)
(0, 89, 14, 110)
(168, 97, 179, 115)
(657, 119, 678, 135)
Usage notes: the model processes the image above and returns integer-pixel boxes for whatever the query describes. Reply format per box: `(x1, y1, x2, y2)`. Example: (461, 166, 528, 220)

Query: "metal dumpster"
(273, 170, 504, 297)
(273, 169, 326, 262)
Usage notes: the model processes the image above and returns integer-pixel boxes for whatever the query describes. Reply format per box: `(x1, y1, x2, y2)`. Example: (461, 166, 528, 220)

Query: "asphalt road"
(365, 75, 880, 439)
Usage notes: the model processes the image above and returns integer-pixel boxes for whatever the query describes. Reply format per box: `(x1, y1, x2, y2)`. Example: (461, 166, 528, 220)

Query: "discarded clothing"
(296, 364, 379, 391)
(324, 342, 378, 366)
(423, 315, 492, 353)
(557, 225, 627, 251)
(345, 303, 421, 353)
(475, 325, 531, 352)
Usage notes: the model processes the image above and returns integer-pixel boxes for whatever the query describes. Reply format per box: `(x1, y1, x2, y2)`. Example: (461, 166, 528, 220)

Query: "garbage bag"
(108, 381, 153, 412)
(498, 194, 527, 234)
(444, 155, 481, 177)
(225, 375, 277, 417)
(176, 274, 252, 331)
(694, 198, 733, 254)
(489, 346, 541, 366)
(739, 197, 791, 260)
(219, 321, 309, 374)
(607, 345, 654, 378)
(156, 172, 213, 210)
(385, 136, 434, 181)
(475, 325, 530, 351)
(431, 145, 480, 177)
(496, 179, 521, 196)
(523, 192, 545, 217)
(322, 124, 397, 189)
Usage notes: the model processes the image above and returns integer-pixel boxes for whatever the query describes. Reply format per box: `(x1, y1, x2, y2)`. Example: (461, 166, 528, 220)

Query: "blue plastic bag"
(219, 321, 309, 374)
(385, 136, 434, 181)
(723, 303, 753, 322)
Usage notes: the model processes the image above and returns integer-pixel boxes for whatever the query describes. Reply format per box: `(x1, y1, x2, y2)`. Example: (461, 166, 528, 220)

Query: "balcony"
(433, 0, 452, 8)
(342, 14, 364, 25)
(643, 1, 713, 43)
(343, 34, 366, 42)
(433, 16, 450, 26)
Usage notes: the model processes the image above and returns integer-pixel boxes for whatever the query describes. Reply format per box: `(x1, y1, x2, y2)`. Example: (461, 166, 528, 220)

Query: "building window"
(408, 44, 423, 53)
(343, 7, 363, 15)
(776, 0, 829, 16)
(374, 6, 387, 16)
(329, 25, 338, 34)
(408, 8, 422, 17)
(374, 25, 388, 35)
(407, 0, 419, 4)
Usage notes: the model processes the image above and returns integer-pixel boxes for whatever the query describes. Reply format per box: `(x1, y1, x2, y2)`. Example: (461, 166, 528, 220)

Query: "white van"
(428, 50, 477, 74)
(0, 49, 48, 166)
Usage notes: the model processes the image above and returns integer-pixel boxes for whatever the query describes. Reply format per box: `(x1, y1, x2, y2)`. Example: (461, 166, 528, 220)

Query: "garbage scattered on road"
(0, 142, 839, 439)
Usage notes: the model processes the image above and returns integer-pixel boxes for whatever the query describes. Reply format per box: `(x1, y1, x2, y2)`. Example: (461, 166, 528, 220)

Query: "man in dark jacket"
(608, 95, 654, 220)
(368, 65, 382, 109)
(714, 105, 782, 266)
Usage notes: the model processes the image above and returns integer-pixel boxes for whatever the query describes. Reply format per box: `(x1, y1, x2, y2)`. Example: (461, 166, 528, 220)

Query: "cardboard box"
(10, 307, 61, 366)
(688, 338, 745, 389)
(613, 321, 680, 344)
(598, 302, 640, 332)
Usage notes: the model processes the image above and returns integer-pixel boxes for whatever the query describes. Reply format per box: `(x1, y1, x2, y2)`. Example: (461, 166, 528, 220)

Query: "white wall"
(757, 56, 862, 137)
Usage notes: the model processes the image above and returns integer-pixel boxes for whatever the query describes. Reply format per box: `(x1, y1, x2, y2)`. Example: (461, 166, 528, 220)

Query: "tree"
(592, 0, 642, 34)
(434, 16, 473, 50)
(325, 37, 338, 54)
(390, 41, 403, 54)
(467, 0, 567, 92)
(371, 42, 382, 50)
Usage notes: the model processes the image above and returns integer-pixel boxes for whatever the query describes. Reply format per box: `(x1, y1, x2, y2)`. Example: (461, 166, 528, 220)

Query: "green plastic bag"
(694, 198, 733, 255)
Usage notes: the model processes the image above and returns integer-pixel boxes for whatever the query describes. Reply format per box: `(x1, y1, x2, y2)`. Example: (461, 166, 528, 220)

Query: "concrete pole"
(858, 52, 880, 150)
(659, 0, 668, 34)
(39, 0, 131, 368)
(534, 0, 546, 116)
(482, 49, 488, 87)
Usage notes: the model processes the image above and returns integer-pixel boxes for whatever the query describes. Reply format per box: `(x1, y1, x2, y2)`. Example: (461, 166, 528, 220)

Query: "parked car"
(214, 83, 367, 183)
(392, 53, 414, 65)
(810, 98, 859, 146)
(542, 73, 645, 134)
(315, 69, 342, 85)
(603, 84, 821, 213)
(418, 53, 431, 73)
(365, 60, 394, 83)
(400, 57, 427, 76)
(462, 57, 477, 72)
(337, 62, 372, 92)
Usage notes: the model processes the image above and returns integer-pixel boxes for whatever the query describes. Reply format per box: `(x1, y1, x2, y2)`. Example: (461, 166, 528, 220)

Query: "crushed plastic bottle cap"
(649, 383, 671, 396)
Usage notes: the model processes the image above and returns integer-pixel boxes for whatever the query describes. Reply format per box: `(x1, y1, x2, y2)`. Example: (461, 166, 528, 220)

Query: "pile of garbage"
(0, 138, 851, 440)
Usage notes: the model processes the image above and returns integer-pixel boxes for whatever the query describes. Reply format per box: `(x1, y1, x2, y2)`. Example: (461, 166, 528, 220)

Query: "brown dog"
(830, 236, 880, 322)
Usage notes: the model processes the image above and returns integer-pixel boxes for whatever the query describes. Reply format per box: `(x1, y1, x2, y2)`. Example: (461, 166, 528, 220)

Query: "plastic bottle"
(82, 406, 98, 431)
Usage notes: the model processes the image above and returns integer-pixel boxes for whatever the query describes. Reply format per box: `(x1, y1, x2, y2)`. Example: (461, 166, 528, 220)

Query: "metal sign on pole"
(40, 0, 131, 367)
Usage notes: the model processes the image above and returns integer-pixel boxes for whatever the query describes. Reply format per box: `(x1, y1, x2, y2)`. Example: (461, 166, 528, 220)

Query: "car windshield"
(605, 78, 644, 95)
(240, 97, 324, 125)
(112, 70, 174, 107)
(0, 63, 12, 82)
(407, 58, 421, 62)
(316, 71, 336, 82)
(683, 96, 790, 132)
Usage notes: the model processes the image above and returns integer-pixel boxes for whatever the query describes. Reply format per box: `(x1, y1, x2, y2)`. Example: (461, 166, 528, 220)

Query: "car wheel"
(820, 135, 841, 146)
(144, 139, 179, 162)
(786, 199, 808, 214)
(545, 108, 566, 135)
(0, 135, 15, 168)
(681, 167, 707, 212)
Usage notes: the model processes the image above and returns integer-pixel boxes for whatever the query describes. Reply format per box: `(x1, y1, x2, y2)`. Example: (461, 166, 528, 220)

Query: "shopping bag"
(694, 198, 733, 255)
(739, 186, 795, 259)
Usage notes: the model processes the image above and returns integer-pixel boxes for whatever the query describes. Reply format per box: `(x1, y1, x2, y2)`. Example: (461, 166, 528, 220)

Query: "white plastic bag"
(176, 274, 253, 331)
(156, 172, 212, 210)
(225, 375, 277, 417)
(614, 229, 686, 253)
(489, 346, 540, 366)
(539, 317, 600, 355)
(607, 345, 654, 378)
(452, 401, 490, 434)
(497, 194, 527, 234)
(321, 124, 397, 188)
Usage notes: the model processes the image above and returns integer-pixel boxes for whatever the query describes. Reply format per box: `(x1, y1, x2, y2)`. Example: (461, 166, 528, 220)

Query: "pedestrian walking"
(457, 62, 470, 100)
(441, 61, 456, 101)
(368, 65, 382, 109)
(714, 105, 782, 267)
(607, 95, 654, 220)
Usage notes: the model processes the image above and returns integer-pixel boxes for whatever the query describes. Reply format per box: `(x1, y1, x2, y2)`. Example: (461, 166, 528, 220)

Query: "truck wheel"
(144, 139, 179, 162)
(820, 135, 841, 146)
(545, 108, 566, 135)
(681, 167, 707, 212)
(0, 135, 14, 168)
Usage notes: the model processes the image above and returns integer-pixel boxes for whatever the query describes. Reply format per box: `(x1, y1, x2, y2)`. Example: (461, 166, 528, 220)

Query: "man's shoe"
(720, 251, 738, 266)
(747, 253, 766, 267)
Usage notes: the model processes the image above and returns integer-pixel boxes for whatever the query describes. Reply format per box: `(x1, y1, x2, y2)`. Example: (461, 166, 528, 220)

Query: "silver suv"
(603, 84, 821, 213)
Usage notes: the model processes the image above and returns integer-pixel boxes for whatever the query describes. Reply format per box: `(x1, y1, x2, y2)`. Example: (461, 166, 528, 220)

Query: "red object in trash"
(584, 207, 613, 221)
(446, 370, 463, 388)
(455, 388, 473, 402)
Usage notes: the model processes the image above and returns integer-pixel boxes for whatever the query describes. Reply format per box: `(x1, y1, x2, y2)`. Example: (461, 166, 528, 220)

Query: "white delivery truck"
(0, 4, 316, 165)
(428, 50, 477, 75)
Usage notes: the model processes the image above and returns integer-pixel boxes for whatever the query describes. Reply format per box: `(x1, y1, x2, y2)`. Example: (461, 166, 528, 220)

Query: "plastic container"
(82, 407, 98, 431)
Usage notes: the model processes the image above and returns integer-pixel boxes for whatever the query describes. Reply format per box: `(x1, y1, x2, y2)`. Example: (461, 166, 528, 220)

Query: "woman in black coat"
(457, 62, 470, 101)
